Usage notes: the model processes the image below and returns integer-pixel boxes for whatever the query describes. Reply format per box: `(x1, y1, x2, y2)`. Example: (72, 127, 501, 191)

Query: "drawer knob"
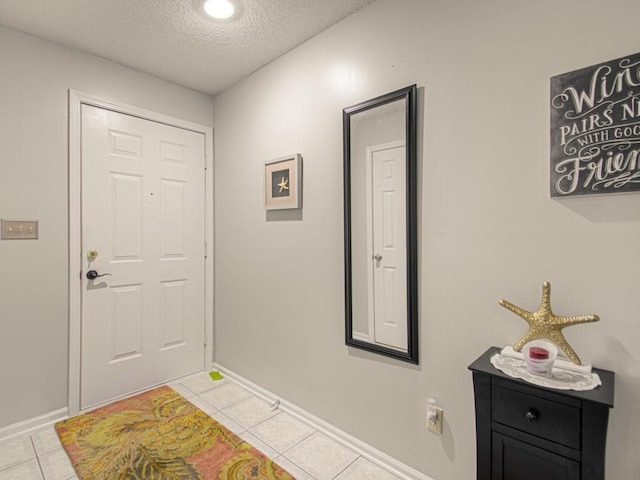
(525, 410, 538, 423)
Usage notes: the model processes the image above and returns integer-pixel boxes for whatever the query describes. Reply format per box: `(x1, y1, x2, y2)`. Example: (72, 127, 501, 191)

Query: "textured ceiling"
(0, 0, 375, 95)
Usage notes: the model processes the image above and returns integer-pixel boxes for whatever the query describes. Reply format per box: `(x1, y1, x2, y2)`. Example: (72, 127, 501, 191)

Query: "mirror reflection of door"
(350, 100, 406, 347)
(368, 142, 407, 350)
(343, 84, 418, 364)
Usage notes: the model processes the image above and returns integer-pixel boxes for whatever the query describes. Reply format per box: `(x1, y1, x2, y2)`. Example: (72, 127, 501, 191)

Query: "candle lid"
(529, 346, 549, 359)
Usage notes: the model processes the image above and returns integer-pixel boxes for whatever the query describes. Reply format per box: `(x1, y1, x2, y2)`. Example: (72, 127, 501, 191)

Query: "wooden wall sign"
(550, 52, 640, 197)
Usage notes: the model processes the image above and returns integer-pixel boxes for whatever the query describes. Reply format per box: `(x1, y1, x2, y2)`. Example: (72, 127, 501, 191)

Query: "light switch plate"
(1, 219, 38, 240)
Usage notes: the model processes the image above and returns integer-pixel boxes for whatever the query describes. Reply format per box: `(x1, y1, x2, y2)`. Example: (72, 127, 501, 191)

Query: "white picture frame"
(264, 153, 302, 210)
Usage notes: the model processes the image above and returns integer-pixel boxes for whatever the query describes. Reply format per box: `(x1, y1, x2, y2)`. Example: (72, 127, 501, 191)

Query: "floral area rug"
(55, 385, 295, 479)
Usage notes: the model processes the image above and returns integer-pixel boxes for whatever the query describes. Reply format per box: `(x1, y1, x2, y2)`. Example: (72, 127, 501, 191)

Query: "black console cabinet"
(469, 347, 614, 480)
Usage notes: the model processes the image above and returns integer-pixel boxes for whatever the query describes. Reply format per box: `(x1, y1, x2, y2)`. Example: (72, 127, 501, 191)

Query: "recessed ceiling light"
(203, 0, 235, 20)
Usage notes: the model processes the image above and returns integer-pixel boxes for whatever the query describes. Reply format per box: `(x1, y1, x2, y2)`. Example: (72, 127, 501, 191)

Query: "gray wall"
(0, 26, 213, 428)
(213, 0, 640, 478)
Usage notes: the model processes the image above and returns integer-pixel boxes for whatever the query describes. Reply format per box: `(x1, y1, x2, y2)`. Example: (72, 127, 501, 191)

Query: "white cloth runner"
(500, 346, 592, 374)
(490, 353, 601, 391)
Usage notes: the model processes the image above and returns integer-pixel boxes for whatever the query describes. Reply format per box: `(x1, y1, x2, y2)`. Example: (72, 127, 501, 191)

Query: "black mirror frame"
(343, 84, 418, 364)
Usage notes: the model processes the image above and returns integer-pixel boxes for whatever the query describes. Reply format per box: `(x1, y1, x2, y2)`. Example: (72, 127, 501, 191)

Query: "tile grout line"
(331, 455, 361, 480)
(274, 425, 316, 459)
(239, 408, 283, 433)
(29, 434, 46, 480)
(279, 452, 319, 480)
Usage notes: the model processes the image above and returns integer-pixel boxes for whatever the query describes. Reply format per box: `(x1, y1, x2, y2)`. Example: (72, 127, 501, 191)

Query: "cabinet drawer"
(492, 385, 581, 449)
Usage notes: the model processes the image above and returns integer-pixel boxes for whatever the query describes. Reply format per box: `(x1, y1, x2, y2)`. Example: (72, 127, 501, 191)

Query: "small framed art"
(264, 154, 302, 210)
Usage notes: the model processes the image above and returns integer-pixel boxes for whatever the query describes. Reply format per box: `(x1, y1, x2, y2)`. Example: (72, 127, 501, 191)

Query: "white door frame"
(68, 90, 214, 416)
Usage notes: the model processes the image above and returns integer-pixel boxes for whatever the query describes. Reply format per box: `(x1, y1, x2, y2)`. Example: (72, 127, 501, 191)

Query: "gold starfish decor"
(499, 282, 599, 365)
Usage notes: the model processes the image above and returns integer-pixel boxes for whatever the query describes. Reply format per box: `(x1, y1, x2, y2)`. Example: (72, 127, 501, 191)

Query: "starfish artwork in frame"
(264, 154, 302, 210)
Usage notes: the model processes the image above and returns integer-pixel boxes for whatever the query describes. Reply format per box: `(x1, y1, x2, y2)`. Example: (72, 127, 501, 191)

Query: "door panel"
(161, 180, 186, 256)
(110, 284, 143, 362)
(160, 280, 187, 349)
(81, 105, 205, 409)
(111, 173, 143, 258)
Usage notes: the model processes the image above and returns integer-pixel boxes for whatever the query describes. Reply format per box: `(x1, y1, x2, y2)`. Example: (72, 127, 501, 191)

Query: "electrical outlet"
(426, 399, 443, 434)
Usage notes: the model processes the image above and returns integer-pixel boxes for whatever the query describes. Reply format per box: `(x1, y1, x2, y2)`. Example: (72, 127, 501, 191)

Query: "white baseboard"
(211, 363, 434, 480)
(0, 408, 68, 442)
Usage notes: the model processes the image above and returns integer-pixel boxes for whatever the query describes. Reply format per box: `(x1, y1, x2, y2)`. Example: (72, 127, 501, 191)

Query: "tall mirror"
(343, 85, 418, 364)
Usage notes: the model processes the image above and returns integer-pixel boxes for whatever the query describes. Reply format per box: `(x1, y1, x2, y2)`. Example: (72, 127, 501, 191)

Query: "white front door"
(369, 142, 407, 350)
(80, 105, 205, 409)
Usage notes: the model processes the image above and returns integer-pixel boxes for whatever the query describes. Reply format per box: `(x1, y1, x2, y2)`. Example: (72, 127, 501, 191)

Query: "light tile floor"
(0, 373, 403, 480)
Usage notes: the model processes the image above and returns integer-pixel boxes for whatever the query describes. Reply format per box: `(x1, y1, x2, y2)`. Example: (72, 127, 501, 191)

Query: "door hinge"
(204, 242, 208, 259)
